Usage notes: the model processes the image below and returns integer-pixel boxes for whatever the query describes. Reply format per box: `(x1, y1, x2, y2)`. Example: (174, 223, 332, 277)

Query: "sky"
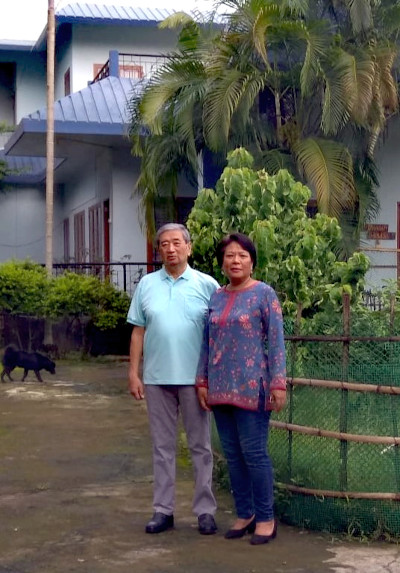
(0, 0, 217, 41)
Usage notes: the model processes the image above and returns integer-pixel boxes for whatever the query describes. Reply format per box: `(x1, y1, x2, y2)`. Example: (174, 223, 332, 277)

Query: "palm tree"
(129, 12, 217, 238)
(129, 0, 400, 251)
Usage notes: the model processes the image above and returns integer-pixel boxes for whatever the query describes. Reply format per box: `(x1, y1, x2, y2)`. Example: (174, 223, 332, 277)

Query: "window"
(89, 203, 102, 262)
(93, 62, 144, 81)
(306, 199, 318, 218)
(0, 63, 16, 125)
(74, 211, 85, 263)
(63, 218, 70, 262)
(64, 68, 71, 96)
(176, 197, 195, 225)
(119, 64, 143, 79)
(93, 63, 106, 80)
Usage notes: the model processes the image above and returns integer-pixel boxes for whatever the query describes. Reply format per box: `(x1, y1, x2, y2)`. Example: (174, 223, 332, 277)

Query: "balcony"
(91, 50, 169, 84)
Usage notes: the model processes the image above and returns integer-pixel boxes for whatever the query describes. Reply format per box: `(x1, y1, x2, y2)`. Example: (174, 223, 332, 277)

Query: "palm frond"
(374, 46, 398, 113)
(295, 137, 356, 217)
(280, 0, 309, 18)
(299, 20, 331, 96)
(138, 59, 207, 134)
(203, 69, 252, 150)
(321, 47, 374, 134)
(259, 148, 296, 174)
(159, 12, 197, 30)
(379, 4, 400, 36)
(231, 73, 267, 133)
(251, 4, 281, 67)
(347, 0, 372, 34)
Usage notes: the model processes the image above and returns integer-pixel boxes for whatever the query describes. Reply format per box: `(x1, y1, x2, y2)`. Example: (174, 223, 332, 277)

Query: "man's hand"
(129, 372, 145, 400)
(269, 389, 286, 412)
(197, 387, 211, 411)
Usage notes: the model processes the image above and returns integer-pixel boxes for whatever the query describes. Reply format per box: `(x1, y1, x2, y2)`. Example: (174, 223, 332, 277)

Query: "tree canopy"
(129, 0, 400, 252)
(187, 147, 370, 315)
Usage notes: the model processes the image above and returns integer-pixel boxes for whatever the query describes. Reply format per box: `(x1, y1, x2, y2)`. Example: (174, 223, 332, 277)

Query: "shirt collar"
(161, 264, 192, 281)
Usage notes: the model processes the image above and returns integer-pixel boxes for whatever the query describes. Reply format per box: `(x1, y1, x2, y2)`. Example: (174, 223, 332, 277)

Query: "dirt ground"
(0, 360, 399, 573)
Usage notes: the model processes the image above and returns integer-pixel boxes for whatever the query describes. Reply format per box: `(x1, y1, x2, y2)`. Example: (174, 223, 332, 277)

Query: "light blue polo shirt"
(127, 265, 219, 385)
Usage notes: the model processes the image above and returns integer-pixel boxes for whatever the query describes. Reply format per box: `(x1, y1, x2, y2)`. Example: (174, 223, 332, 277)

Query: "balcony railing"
(92, 50, 169, 83)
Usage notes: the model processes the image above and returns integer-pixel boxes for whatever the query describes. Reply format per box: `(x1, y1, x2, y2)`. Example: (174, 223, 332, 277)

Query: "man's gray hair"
(155, 223, 191, 246)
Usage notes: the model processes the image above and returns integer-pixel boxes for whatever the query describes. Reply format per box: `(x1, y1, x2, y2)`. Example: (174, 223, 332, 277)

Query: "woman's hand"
(197, 387, 211, 411)
(269, 389, 286, 412)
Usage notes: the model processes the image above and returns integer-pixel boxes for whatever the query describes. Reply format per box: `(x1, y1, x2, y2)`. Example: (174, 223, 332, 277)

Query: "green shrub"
(44, 272, 130, 330)
(0, 259, 49, 315)
(187, 147, 370, 317)
(0, 260, 130, 330)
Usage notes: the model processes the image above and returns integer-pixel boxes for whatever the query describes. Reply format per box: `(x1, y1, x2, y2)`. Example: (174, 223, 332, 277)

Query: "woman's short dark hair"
(216, 233, 257, 267)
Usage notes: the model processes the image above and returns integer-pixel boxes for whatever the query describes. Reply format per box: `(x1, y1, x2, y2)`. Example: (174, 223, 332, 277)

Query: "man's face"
(158, 230, 191, 270)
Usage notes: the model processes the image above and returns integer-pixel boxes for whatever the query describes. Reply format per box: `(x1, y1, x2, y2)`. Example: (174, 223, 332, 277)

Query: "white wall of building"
(0, 51, 46, 123)
(64, 24, 177, 93)
(52, 184, 66, 262)
(111, 149, 146, 262)
(362, 118, 400, 289)
(15, 53, 46, 122)
(55, 39, 73, 101)
(60, 147, 104, 262)
(0, 186, 46, 262)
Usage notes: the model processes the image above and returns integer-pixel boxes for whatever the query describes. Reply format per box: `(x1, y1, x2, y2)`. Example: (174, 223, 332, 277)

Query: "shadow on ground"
(0, 360, 399, 573)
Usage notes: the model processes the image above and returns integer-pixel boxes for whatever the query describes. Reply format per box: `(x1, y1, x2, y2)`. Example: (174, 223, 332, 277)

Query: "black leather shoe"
(224, 516, 256, 539)
(145, 512, 174, 534)
(250, 520, 277, 545)
(198, 513, 217, 535)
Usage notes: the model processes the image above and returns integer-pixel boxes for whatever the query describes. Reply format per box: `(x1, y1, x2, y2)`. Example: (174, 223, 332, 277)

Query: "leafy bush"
(0, 261, 130, 330)
(0, 259, 49, 315)
(187, 148, 370, 316)
(45, 272, 130, 330)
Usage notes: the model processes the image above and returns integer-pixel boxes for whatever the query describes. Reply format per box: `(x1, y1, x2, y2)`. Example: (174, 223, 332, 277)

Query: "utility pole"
(45, 0, 55, 274)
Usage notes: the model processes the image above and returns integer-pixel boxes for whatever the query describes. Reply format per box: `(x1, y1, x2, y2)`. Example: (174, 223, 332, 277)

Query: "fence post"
(287, 302, 302, 480)
(389, 294, 400, 491)
(123, 263, 127, 292)
(339, 292, 350, 491)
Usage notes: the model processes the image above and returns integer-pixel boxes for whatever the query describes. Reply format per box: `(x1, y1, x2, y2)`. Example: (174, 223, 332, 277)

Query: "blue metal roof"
(5, 76, 144, 157)
(0, 39, 35, 51)
(28, 75, 141, 125)
(0, 152, 64, 184)
(32, 4, 180, 50)
(57, 3, 177, 25)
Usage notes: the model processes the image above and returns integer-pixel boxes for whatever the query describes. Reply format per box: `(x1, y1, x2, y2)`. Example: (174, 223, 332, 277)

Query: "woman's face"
(222, 241, 253, 284)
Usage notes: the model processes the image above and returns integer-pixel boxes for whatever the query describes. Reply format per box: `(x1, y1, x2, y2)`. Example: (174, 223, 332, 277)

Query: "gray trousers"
(145, 384, 217, 517)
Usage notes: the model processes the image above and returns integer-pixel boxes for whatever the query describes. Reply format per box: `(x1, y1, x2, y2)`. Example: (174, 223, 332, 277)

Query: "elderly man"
(127, 223, 219, 535)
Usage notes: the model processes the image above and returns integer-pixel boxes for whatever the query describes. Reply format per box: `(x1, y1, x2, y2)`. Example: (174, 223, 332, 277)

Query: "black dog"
(1, 346, 56, 383)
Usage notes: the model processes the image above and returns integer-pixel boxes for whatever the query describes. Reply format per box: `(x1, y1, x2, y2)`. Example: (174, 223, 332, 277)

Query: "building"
(0, 3, 197, 291)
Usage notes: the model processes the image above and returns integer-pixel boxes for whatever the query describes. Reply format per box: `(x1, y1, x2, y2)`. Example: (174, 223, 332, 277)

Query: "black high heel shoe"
(250, 520, 277, 545)
(224, 516, 256, 539)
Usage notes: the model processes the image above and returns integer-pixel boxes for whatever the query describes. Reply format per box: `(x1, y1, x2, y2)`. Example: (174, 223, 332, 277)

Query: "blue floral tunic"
(196, 281, 286, 411)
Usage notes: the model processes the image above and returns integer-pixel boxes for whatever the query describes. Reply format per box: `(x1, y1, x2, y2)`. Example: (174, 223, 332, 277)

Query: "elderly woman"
(196, 232, 286, 545)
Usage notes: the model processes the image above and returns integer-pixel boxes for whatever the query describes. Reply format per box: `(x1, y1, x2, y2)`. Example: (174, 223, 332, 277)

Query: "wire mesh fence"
(211, 293, 400, 540)
(269, 294, 400, 539)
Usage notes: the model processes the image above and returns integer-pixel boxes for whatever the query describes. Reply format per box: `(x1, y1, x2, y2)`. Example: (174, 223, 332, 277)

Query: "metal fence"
(52, 263, 391, 307)
(361, 289, 385, 311)
(52, 262, 161, 297)
(274, 293, 400, 538)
